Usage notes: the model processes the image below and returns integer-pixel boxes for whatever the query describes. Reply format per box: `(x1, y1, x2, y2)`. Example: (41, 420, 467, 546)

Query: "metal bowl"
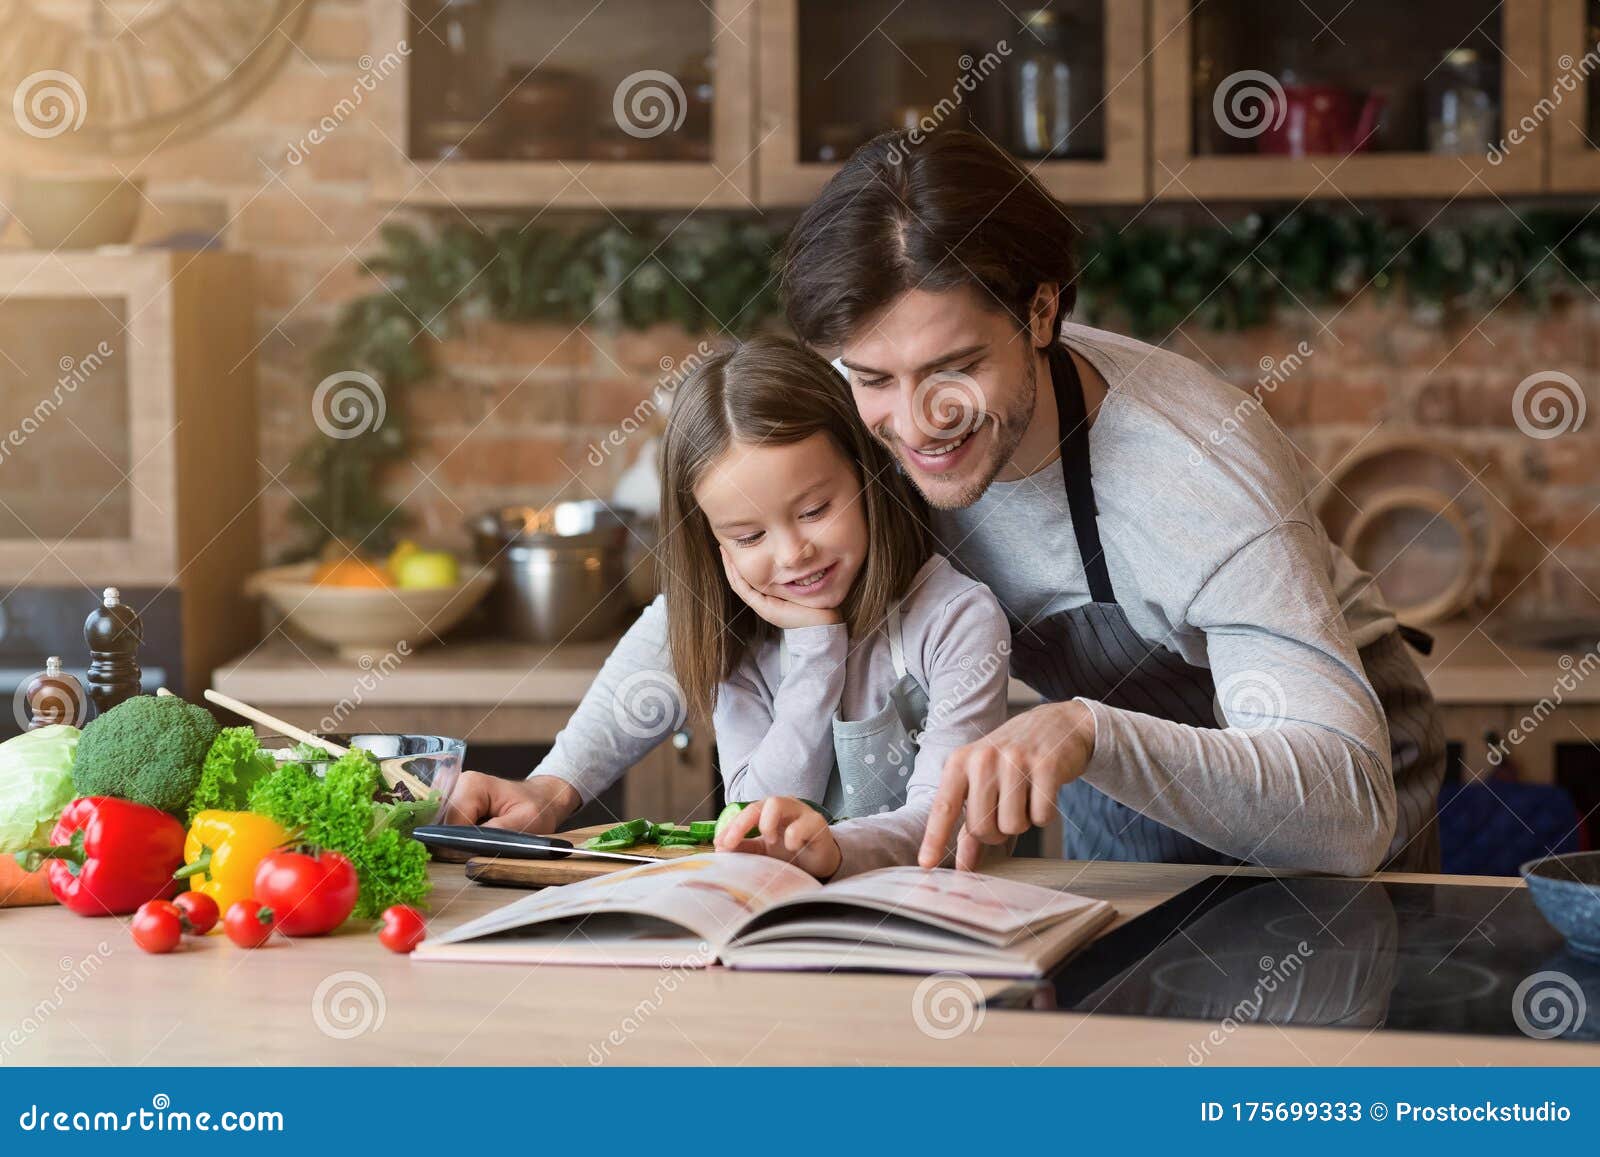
(469, 501, 634, 643)
(1521, 852, 1600, 959)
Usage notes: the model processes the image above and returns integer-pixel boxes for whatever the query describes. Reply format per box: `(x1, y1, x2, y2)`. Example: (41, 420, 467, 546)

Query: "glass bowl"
(257, 732, 466, 825)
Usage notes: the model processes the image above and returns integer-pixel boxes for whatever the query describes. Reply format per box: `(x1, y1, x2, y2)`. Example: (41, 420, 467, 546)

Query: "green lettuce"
(0, 725, 80, 853)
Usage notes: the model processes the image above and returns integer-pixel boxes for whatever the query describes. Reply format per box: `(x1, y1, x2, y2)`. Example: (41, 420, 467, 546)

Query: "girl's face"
(693, 432, 870, 612)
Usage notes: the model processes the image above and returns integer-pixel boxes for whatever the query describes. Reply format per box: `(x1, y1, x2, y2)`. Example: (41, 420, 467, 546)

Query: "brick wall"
(5, 0, 1594, 623)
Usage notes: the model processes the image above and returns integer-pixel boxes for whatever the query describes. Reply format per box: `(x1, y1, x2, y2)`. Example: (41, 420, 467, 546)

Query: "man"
(445, 130, 1444, 876)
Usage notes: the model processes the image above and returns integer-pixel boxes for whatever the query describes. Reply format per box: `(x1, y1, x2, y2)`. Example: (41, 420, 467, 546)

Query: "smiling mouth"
(914, 430, 972, 457)
(900, 422, 982, 473)
(781, 561, 836, 593)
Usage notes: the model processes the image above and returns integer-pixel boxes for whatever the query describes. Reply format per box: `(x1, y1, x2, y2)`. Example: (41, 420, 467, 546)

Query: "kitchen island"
(2, 858, 1590, 1066)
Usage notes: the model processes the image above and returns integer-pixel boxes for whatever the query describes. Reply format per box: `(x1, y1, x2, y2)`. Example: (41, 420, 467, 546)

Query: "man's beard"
(883, 352, 1039, 511)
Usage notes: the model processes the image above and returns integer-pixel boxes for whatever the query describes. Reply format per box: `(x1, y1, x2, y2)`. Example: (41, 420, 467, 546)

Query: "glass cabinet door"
(758, 0, 1146, 205)
(1151, 0, 1546, 199)
(373, 0, 755, 208)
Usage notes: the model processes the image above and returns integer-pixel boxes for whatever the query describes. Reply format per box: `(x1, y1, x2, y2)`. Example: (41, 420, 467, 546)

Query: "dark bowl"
(1521, 852, 1600, 959)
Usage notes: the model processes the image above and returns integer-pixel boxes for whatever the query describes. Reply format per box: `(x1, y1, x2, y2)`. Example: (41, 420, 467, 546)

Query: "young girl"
(661, 335, 1011, 879)
(460, 335, 1012, 879)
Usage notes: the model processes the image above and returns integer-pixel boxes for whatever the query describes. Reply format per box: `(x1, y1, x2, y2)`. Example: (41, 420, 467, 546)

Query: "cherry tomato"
(173, 891, 219, 935)
(378, 904, 427, 953)
(223, 899, 278, 948)
(252, 849, 359, 937)
(131, 900, 183, 954)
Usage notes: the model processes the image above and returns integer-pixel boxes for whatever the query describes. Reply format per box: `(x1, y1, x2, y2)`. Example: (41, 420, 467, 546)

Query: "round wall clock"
(1, 0, 311, 153)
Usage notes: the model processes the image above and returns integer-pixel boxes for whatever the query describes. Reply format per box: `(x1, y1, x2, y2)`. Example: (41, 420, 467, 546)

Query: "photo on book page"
(413, 853, 1115, 977)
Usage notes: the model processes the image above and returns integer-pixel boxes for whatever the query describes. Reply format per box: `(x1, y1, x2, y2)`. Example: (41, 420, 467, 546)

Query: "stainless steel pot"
(469, 501, 633, 643)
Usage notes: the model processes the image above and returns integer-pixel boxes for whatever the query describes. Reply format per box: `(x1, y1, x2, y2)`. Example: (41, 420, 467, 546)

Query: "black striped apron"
(1006, 344, 1445, 872)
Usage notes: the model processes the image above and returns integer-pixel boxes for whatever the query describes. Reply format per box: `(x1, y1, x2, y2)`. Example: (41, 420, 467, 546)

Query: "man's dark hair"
(781, 129, 1079, 350)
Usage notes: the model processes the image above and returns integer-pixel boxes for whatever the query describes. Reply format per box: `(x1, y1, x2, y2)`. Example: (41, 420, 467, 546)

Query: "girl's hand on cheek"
(719, 546, 842, 630)
(713, 797, 842, 880)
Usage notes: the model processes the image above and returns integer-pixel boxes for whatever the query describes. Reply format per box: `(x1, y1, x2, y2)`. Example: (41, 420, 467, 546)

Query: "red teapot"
(1257, 83, 1386, 157)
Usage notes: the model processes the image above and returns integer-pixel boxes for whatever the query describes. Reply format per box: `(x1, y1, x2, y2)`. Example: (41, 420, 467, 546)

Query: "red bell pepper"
(15, 797, 185, 917)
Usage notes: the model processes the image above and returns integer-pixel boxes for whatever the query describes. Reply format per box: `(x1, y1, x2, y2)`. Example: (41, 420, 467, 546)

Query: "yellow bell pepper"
(175, 811, 291, 920)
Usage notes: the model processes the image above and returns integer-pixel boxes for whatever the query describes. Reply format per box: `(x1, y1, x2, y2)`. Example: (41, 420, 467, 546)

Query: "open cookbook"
(414, 853, 1116, 977)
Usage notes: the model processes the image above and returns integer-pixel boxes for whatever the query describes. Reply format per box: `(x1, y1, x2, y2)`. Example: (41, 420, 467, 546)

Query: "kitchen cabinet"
(364, 1, 1600, 207)
(367, 0, 755, 209)
(754, 0, 1147, 206)
(1548, 0, 1600, 191)
(0, 252, 259, 700)
(1150, 0, 1548, 200)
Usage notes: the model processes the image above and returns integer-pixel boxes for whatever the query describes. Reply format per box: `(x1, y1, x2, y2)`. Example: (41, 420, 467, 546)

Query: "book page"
(429, 853, 821, 951)
(753, 867, 1101, 943)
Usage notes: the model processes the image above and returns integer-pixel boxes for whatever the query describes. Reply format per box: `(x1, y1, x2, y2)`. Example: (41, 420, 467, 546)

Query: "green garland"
(1075, 208, 1600, 335)
(290, 216, 784, 556)
(291, 207, 1600, 555)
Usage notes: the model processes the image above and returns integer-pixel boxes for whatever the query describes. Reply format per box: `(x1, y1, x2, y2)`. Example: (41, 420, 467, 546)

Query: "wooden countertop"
(216, 618, 1597, 710)
(2, 858, 1589, 1065)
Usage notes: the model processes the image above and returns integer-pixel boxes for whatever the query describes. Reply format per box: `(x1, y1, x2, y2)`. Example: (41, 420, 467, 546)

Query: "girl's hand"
(714, 796, 842, 880)
(720, 546, 842, 630)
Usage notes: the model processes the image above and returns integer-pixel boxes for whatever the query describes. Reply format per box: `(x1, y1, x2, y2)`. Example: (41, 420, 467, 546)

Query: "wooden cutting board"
(463, 823, 705, 888)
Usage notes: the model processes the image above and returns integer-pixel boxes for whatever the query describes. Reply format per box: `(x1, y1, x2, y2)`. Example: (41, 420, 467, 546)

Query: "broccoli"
(71, 695, 220, 817)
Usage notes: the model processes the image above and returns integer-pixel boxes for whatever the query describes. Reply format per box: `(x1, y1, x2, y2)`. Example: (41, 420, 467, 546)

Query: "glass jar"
(1426, 48, 1495, 155)
(439, 0, 492, 120)
(1011, 8, 1089, 158)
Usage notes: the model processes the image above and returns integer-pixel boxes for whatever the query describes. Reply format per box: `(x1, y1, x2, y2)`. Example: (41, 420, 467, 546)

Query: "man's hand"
(441, 772, 580, 833)
(918, 700, 1097, 871)
(714, 796, 843, 879)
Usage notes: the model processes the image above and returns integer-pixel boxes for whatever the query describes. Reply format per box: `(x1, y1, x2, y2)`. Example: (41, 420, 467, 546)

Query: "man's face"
(837, 285, 1043, 510)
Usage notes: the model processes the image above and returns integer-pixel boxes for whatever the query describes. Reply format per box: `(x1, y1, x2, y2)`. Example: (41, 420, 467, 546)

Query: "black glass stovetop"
(986, 875, 1600, 1040)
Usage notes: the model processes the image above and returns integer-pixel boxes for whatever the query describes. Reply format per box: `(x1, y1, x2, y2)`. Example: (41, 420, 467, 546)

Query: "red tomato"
(378, 904, 427, 953)
(173, 891, 219, 935)
(131, 900, 183, 954)
(222, 899, 278, 948)
(252, 849, 358, 936)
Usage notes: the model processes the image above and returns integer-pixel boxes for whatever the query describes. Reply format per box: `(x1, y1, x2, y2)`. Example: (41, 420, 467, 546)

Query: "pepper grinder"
(23, 656, 88, 729)
(84, 586, 143, 718)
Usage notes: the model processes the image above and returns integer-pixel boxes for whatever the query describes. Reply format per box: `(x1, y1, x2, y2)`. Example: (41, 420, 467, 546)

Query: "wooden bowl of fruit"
(247, 541, 495, 658)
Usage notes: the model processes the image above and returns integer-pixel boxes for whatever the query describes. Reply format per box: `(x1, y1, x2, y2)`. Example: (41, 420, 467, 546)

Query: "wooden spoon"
(157, 687, 435, 800)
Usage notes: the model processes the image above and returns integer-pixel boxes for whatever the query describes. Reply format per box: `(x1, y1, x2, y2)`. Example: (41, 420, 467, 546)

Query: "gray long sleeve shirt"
(531, 322, 1404, 876)
(535, 555, 1012, 877)
(927, 323, 1401, 875)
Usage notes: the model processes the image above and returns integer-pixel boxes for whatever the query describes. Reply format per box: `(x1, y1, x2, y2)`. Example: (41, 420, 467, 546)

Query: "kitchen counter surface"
(2, 857, 1590, 1066)
(215, 618, 1596, 711)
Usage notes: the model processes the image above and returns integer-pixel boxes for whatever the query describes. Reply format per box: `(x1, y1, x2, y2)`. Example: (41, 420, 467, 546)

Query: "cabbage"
(0, 724, 80, 853)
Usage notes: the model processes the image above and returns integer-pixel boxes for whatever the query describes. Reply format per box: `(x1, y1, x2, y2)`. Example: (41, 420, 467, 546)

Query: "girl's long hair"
(659, 334, 933, 724)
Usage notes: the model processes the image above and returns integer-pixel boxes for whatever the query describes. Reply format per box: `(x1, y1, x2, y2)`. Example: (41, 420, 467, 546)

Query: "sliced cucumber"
(713, 801, 759, 841)
(583, 818, 649, 850)
(584, 834, 640, 851)
(656, 832, 706, 847)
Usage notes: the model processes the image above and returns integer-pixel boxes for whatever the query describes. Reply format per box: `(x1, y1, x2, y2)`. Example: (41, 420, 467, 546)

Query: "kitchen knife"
(411, 824, 661, 863)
